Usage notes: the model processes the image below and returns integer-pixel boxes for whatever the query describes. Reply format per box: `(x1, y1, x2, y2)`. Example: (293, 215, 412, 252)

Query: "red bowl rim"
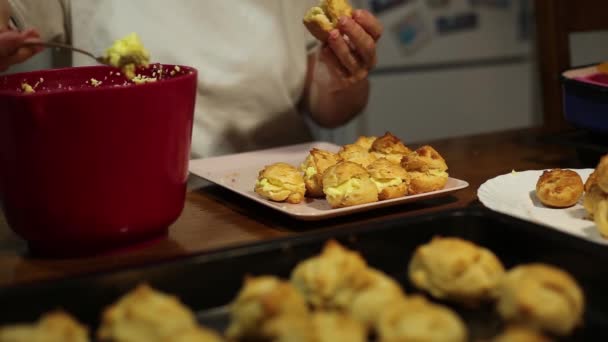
(0, 63, 198, 97)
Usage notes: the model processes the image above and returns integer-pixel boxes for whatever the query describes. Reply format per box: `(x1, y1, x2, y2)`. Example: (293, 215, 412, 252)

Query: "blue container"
(562, 64, 608, 134)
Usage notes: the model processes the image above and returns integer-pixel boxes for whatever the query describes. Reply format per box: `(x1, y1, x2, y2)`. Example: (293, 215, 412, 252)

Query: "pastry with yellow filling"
(347, 268, 406, 330)
(535, 169, 584, 208)
(367, 158, 410, 200)
(0, 311, 89, 342)
(312, 312, 366, 342)
(255, 162, 306, 204)
(225, 276, 310, 341)
(303, 0, 353, 41)
(496, 263, 584, 336)
(370, 132, 412, 164)
(300, 149, 341, 198)
(596, 155, 608, 193)
(322, 161, 379, 208)
(377, 295, 468, 342)
(491, 325, 553, 342)
(354, 135, 377, 151)
(104, 33, 150, 79)
(97, 284, 198, 342)
(408, 237, 505, 305)
(291, 240, 372, 310)
(338, 144, 377, 168)
(401, 145, 449, 194)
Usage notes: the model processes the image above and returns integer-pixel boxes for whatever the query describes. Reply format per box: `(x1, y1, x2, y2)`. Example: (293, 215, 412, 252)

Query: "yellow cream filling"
(372, 177, 403, 192)
(21, 83, 35, 93)
(105, 33, 150, 79)
(305, 166, 317, 179)
(256, 178, 302, 194)
(304, 7, 333, 30)
(325, 178, 362, 202)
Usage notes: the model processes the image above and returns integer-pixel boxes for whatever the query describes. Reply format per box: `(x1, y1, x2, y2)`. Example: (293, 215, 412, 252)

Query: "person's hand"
(318, 9, 383, 91)
(0, 28, 43, 72)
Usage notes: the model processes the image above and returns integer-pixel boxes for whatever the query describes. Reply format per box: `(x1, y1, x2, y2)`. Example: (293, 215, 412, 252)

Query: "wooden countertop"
(0, 127, 585, 288)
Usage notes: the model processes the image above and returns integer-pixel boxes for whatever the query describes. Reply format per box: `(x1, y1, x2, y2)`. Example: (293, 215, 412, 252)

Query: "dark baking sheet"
(1, 207, 608, 341)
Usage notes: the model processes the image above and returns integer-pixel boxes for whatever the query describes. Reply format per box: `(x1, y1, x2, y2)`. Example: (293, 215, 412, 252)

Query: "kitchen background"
(6, 0, 608, 146)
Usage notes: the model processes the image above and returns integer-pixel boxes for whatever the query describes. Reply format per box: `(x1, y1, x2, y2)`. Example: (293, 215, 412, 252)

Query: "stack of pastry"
(254, 132, 450, 208)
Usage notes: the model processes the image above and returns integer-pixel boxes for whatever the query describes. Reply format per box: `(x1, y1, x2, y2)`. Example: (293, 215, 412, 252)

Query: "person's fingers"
(352, 9, 383, 41)
(327, 29, 360, 75)
(319, 46, 348, 79)
(3, 46, 38, 65)
(0, 30, 23, 57)
(338, 16, 376, 68)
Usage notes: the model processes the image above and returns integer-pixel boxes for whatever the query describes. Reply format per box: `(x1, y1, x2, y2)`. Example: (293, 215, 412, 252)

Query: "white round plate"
(477, 169, 607, 245)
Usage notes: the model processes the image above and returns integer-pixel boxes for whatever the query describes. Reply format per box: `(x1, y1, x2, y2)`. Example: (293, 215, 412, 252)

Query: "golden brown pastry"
(300, 149, 341, 198)
(535, 169, 584, 208)
(408, 237, 505, 304)
(370, 132, 412, 164)
(496, 263, 584, 336)
(338, 144, 377, 168)
(0, 311, 89, 342)
(583, 170, 608, 218)
(596, 154, 608, 193)
(97, 284, 197, 342)
(312, 312, 366, 342)
(354, 135, 377, 151)
(347, 268, 406, 330)
(303, 0, 353, 41)
(225, 276, 310, 340)
(291, 240, 372, 310)
(367, 158, 410, 200)
(255, 162, 306, 204)
(167, 327, 223, 342)
(401, 145, 449, 194)
(322, 161, 379, 208)
(491, 325, 553, 342)
(258, 315, 317, 342)
(377, 295, 467, 342)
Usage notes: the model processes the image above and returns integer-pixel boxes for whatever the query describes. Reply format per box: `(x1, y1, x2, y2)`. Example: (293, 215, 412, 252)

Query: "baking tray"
(562, 63, 608, 134)
(1, 207, 608, 341)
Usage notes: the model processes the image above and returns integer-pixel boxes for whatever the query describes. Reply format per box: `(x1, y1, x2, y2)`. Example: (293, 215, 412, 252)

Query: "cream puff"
(322, 161, 379, 208)
(0, 311, 89, 342)
(303, 0, 353, 41)
(97, 284, 198, 342)
(370, 132, 412, 164)
(535, 169, 584, 208)
(496, 263, 584, 336)
(401, 145, 449, 194)
(338, 144, 377, 168)
(595, 154, 608, 193)
(377, 295, 467, 342)
(408, 236, 505, 305)
(226, 276, 310, 340)
(347, 268, 406, 330)
(354, 135, 377, 151)
(367, 158, 410, 200)
(491, 325, 553, 342)
(312, 312, 367, 342)
(169, 327, 224, 342)
(300, 149, 341, 198)
(291, 240, 372, 310)
(255, 162, 306, 204)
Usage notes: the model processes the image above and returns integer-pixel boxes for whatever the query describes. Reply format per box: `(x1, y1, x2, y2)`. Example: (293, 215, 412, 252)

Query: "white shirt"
(11, 0, 318, 158)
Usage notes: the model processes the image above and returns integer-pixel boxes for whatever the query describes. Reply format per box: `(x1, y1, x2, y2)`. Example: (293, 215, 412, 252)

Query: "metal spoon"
(22, 41, 137, 68)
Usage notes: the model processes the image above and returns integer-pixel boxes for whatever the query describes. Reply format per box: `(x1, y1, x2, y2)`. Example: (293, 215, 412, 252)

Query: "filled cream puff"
(370, 132, 412, 164)
(401, 145, 449, 194)
(300, 149, 342, 198)
(367, 158, 410, 200)
(255, 162, 306, 204)
(338, 144, 377, 168)
(322, 161, 379, 208)
(0, 311, 89, 342)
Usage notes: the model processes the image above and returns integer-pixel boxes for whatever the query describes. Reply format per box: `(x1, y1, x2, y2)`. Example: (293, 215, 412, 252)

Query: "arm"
(302, 10, 382, 128)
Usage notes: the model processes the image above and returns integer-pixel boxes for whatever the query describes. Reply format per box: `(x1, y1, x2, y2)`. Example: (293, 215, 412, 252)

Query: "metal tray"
(1, 207, 607, 341)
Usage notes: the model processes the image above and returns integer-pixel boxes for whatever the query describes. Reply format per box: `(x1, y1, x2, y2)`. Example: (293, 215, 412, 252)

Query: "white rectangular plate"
(189, 142, 469, 221)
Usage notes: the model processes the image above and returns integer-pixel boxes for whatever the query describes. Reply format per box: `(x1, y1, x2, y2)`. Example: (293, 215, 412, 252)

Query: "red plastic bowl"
(0, 64, 197, 257)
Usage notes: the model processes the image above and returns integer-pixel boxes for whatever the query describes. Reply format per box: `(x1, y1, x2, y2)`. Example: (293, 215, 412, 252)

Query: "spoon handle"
(22, 41, 102, 63)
